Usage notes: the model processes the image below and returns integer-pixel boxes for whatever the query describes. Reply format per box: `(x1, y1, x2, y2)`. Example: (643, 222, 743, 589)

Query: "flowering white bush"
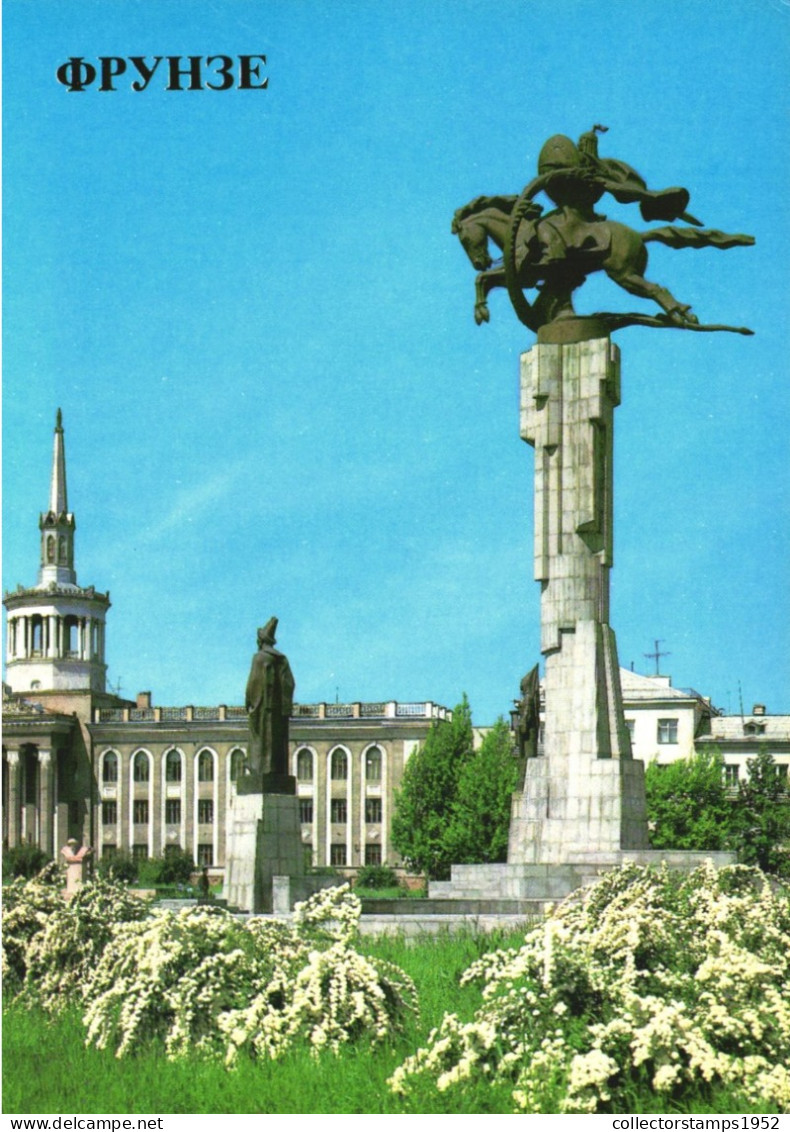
(80, 883, 416, 1062)
(388, 863, 790, 1113)
(25, 879, 151, 1011)
(2, 863, 69, 988)
(293, 882, 362, 944)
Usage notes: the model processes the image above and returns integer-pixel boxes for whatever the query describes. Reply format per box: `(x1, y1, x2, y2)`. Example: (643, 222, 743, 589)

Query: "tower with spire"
(4, 410, 111, 695)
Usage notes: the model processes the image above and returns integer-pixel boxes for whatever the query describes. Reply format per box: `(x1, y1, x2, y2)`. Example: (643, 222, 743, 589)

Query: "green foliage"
(445, 719, 520, 864)
(138, 849, 196, 886)
(646, 746, 790, 876)
(95, 851, 138, 884)
(356, 864, 399, 889)
(731, 747, 790, 875)
(645, 748, 733, 849)
(3, 844, 51, 879)
(391, 695, 475, 879)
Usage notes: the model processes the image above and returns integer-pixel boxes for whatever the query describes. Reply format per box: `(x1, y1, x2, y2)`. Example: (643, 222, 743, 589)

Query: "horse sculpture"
(452, 130, 755, 336)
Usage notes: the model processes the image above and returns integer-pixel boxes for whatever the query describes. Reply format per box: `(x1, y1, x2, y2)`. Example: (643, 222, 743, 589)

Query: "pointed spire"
(49, 407, 68, 515)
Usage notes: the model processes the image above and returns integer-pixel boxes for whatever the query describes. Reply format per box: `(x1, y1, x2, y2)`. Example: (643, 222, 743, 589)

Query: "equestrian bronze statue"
(452, 126, 754, 336)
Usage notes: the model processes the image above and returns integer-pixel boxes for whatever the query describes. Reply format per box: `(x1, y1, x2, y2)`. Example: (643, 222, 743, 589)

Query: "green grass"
(2, 929, 780, 1115)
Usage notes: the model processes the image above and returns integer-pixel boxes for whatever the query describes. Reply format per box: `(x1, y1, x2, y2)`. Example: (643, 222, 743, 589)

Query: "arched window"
(365, 745, 382, 782)
(31, 616, 43, 655)
(165, 749, 182, 782)
(330, 748, 348, 780)
(197, 750, 214, 782)
(296, 748, 313, 780)
(132, 751, 150, 782)
(47, 536, 56, 562)
(230, 749, 246, 781)
(102, 751, 118, 784)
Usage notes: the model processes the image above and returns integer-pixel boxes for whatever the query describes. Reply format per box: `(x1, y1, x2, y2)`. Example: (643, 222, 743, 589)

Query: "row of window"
(103, 797, 384, 827)
(101, 744, 386, 785)
(327, 844, 382, 866)
(103, 749, 219, 784)
(296, 746, 383, 781)
(298, 797, 382, 824)
(103, 800, 214, 825)
(103, 843, 214, 866)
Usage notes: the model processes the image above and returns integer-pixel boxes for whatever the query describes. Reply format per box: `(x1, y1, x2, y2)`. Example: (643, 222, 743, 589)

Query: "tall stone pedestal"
(224, 777, 305, 914)
(430, 331, 738, 904)
(507, 334, 649, 862)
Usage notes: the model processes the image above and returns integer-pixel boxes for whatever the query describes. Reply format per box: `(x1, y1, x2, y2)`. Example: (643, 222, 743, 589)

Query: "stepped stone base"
(429, 850, 736, 903)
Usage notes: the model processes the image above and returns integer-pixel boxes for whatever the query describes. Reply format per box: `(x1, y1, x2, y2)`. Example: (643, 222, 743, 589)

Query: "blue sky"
(3, 0, 789, 722)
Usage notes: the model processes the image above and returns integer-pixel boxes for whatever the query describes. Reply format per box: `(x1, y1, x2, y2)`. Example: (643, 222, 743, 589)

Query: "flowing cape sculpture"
(452, 126, 754, 336)
(245, 616, 295, 778)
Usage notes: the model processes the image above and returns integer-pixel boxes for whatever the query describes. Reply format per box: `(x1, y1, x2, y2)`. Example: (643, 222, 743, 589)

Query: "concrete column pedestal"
(224, 784, 305, 913)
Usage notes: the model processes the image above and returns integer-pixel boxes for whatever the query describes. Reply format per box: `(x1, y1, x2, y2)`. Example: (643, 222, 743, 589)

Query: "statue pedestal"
(509, 620, 649, 862)
(430, 333, 728, 904)
(507, 335, 648, 862)
(224, 787, 305, 913)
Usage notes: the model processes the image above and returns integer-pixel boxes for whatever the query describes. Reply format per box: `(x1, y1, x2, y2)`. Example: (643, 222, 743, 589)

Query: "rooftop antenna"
(738, 680, 744, 721)
(644, 639, 670, 676)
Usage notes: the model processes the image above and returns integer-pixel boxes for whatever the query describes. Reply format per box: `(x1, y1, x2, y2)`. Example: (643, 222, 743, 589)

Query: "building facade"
(4, 413, 788, 874)
(2, 412, 451, 874)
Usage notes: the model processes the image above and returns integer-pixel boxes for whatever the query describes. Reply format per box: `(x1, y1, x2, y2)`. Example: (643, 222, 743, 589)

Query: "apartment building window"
(165, 799, 181, 824)
(723, 765, 740, 788)
(330, 749, 348, 780)
(330, 798, 347, 824)
(229, 749, 246, 781)
(365, 797, 382, 824)
(198, 799, 214, 824)
(102, 800, 117, 826)
(132, 752, 150, 782)
(165, 749, 182, 782)
(299, 798, 314, 824)
(657, 719, 678, 745)
(197, 751, 214, 782)
(132, 843, 148, 861)
(330, 843, 347, 866)
(133, 800, 149, 824)
(364, 844, 382, 866)
(365, 746, 382, 782)
(102, 752, 118, 783)
(197, 844, 213, 867)
(297, 748, 313, 780)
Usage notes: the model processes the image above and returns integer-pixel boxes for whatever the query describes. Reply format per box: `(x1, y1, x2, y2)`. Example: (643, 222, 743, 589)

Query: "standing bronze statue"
(245, 617, 295, 781)
(452, 125, 754, 336)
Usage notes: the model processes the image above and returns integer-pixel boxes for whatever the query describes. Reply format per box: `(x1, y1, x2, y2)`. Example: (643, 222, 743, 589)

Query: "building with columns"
(4, 412, 787, 875)
(2, 411, 451, 873)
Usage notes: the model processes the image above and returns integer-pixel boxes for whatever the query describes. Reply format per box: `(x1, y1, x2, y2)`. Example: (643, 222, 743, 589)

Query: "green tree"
(731, 746, 790, 875)
(644, 748, 733, 850)
(390, 695, 474, 880)
(445, 718, 520, 864)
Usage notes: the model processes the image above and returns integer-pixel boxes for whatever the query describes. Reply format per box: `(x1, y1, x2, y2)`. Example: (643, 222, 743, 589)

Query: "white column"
(38, 749, 53, 855)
